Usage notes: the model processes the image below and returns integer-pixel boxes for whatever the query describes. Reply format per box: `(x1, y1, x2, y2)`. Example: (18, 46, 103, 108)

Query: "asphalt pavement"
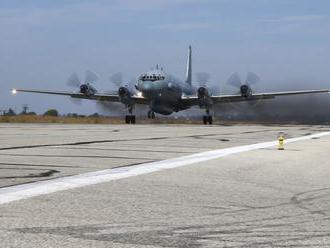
(0, 123, 329, 247)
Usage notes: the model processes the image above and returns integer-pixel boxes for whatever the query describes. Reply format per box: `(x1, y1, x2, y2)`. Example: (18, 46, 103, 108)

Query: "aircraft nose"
(140, 81, 154, 92)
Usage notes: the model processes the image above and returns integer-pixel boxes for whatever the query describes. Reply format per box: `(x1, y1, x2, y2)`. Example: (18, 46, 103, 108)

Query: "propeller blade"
(109, 72, 123, 87)
(210, 85, 221, 95)
(196, 72, 210, 86)
(127, 77, 138, 93)
(227, 72, 242, 88)
(246, 72, 260, 85)
(67, 73, 81, 88)
(85, 70, 99, 84)
(96, 90, 123, 115)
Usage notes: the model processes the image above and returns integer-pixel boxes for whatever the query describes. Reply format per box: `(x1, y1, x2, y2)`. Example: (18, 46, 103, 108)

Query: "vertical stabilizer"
(185, 46, 192, 85)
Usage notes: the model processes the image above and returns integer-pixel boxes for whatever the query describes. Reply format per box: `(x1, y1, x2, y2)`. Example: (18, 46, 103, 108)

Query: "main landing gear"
(203, 109, 213, 125)
(125, 105, 136, 124)
(147, 110, 155, 119)
(125, 115, 136, 124)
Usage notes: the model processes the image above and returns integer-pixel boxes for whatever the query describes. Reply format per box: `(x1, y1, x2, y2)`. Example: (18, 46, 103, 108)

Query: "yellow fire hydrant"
(278, 135, 285, 150)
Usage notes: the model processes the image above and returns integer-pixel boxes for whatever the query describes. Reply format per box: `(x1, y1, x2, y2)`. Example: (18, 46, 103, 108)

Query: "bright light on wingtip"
(11, 89, 17, 95)
(137, 91, 143, 97)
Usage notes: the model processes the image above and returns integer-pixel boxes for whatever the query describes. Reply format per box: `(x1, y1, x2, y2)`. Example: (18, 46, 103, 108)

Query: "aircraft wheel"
(203, 116, 208, 125)
(148, 111, 155, 119)
(208, 116, 213, 125)
(203, 115, 213, 125)
(125, 115, 136, 124)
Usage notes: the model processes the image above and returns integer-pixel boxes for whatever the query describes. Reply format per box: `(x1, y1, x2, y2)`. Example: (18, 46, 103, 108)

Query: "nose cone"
(143, 81, 152, 90)
(138, 81, 155, 94)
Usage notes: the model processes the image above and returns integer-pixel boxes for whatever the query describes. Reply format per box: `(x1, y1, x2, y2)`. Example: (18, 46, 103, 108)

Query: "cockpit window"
(140, 74, 165, 82)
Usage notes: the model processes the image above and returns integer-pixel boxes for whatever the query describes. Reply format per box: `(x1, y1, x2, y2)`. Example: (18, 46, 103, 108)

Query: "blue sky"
(1, 0, 329, 114)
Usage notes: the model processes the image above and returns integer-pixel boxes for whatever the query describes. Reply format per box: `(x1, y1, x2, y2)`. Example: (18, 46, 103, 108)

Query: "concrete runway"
(0, 123, 330, 247)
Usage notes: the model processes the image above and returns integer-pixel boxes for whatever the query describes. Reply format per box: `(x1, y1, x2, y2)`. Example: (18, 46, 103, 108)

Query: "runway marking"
(0, 132, 328, 205)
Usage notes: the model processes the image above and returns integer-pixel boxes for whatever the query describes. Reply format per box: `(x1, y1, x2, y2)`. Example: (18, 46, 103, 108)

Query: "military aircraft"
(12, 46, 329, 124)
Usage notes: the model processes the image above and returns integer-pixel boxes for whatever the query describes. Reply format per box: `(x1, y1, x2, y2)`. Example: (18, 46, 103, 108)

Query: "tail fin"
(185, 45, 192, 85)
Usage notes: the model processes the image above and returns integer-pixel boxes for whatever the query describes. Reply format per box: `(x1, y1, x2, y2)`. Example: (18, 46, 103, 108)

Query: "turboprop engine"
(197, 87, 212, 108)
(240, 84, 252, 98)
(80, 83, 97, 96)
(118, 86, 134, 105)
(197, 86, 209, 99)
(227, 72, 260, 98)
(67, 71, 98, 97)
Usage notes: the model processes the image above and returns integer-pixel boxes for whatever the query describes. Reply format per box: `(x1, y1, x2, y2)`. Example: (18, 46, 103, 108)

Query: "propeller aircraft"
(12, 46, 330, 124)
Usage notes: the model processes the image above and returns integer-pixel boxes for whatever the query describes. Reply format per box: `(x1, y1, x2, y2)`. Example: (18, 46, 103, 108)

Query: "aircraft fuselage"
(136, 72, 195, 115)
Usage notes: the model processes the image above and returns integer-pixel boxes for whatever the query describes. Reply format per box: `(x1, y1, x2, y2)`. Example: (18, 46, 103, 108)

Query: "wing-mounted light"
(136, 91, 143, 97)
(12, 89, 17, 95)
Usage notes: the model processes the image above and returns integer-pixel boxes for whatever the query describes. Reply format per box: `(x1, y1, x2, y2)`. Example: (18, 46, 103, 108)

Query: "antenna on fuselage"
(185, 45, 192, 85)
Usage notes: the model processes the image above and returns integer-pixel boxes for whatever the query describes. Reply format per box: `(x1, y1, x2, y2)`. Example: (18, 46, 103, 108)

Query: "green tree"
(89, 112, 100, 117)
(43, 109, 58, 117)
(5, 108, 16, 116)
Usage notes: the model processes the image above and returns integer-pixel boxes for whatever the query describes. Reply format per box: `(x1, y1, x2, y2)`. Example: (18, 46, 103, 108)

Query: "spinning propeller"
(227, 72, 264, 108)
(66, 70, 99, 105)
(227, 72, 260, 89)
(196, 72, 220, 95)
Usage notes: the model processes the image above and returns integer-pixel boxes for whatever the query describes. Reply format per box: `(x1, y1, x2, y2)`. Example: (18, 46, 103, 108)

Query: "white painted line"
(0, 132, 329, 205)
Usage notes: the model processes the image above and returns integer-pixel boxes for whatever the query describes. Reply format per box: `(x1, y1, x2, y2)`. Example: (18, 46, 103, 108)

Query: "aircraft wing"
(182, 89, 330, 105)
(12, 88, 148, 104)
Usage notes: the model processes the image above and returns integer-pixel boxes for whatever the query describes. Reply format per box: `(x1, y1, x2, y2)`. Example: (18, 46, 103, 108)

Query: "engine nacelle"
(118, 86, 135, 105)
(240, 84, 252, 98)
(80, 84, 97, 96)
(197, 87, 209, 99)
(197, 87, 212, 108)
(118, 86, 130, 98)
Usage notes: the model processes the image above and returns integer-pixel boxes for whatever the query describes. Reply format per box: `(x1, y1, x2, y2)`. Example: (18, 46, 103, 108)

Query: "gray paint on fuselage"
(137, 70, 196, 115)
